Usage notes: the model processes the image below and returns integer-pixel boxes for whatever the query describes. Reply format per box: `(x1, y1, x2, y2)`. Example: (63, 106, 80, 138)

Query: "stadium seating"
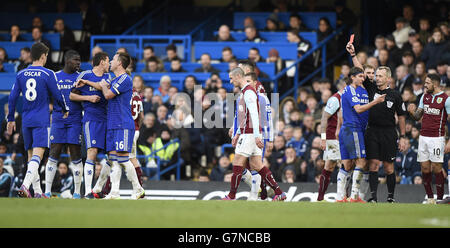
(2, 63, 16, 73)
(212, 31, 317, 45)
(81, 62, 276, 79)
(0, 33, 61, 50)
(0, 41, 35, 60)
(194, 41, 298, 60)
(90, 35, 192, 61)
(133, 72, 235, 92)
(233, 12, 337, 30)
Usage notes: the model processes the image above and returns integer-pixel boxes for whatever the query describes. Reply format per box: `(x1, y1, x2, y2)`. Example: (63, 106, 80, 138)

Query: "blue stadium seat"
(233, 12, 337, 30)
(0, 41, 35, 60)
(20, 33, 61, 50)
(213, 31, 317, 45)
(80, 62, 93, 71)
(194, 42, 298, 60)
(0, 73, 16, 91)
(2, 63, 16, 73)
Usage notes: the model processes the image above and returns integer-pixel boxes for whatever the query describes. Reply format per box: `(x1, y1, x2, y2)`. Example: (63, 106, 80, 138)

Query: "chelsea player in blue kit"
(336, 67, 385, 203)
(7, 42, 69, 198)
(44, 50, 85, 199)
(70, 52, 111, 198)
(99, 52, 144, 199)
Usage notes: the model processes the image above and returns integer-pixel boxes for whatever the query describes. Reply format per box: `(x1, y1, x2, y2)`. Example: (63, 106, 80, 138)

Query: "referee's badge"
(386, 101, 393, 108)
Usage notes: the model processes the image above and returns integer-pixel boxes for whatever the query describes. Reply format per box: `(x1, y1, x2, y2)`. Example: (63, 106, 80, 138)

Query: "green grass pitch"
(0, 198, 448, 228)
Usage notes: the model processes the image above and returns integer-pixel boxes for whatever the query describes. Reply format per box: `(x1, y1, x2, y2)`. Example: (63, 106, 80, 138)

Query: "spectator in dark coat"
(421, 28, 450, 70)
(210, 156, 232, 181)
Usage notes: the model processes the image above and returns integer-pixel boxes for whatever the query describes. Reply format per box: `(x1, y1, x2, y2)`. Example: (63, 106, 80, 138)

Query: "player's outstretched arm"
(48, 71, 69, 113)
(346, 43, 363, 70)
(69, 91, 100, 103)
(100, 80, 116, 100)
(407, 103, 424, 121)
(320, 111, 332, 150)
(354, 94, 386, 113)
(7, 77, 21, 124)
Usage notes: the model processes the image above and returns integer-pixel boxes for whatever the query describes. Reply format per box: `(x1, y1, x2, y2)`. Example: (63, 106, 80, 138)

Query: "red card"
(349, 34, 355, 44)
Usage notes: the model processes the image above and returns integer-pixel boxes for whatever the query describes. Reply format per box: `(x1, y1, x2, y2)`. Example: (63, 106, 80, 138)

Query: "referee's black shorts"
(365, 126, 398, 162)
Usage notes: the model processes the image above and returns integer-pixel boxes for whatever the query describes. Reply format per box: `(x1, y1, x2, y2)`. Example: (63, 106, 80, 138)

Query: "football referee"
(347, 43, 408, 203)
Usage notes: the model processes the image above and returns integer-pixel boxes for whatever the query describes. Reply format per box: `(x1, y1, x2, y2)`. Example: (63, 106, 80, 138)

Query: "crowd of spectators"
(0, 1, 448, 197)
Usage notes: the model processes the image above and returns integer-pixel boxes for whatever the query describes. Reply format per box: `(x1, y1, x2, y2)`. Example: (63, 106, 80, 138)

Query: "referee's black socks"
(386, 173, 396, 199)
(369, 171, 379, 200)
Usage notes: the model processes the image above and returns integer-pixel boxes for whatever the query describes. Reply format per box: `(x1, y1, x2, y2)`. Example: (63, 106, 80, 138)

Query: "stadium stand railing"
(122, 1, 170, 35)
(90, 35, 192, 62)
(274, 25, 348, 99)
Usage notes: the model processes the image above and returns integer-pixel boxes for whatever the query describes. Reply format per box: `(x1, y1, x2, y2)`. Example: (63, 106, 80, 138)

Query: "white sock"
(84, 159, 95, 195)
(92, 159, 111, 193)
(336, 168, 349, 200)
(241, 169, 252, 188)
(23, 155, 41, 189)
(249, 171, 261, 200)
(118, 156, 142, 191)
(71, 159, 83, 195)
(45, 157, 58, 194)
(350, 168, 363, 199)
(109, 161, 122, 196)
(359, 172, 369, 200)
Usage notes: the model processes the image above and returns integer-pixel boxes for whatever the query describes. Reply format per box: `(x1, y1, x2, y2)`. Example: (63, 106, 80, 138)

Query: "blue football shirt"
(341, 85, 363, 130)
(8, 66, 69, 127)
(75, 70, 111, 123)
(53, 70, 82, 126)
(356, 86, 369, 132)
(107, 73, 134, 130)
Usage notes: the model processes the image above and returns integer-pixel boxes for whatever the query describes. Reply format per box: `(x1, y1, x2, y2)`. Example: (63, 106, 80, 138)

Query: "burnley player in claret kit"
(317, 79, 346, 202)
(130, 85, 145, 187)
(7, 42, 69, 198)
(223, 68, 286, 201)
(408, 74, 450, 204)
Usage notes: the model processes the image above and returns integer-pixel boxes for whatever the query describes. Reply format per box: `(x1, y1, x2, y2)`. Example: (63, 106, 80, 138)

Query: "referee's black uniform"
(363, 79, 407, 162)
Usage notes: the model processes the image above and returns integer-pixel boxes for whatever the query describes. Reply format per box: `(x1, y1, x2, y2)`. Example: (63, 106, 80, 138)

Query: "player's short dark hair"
(244, 72, 258, 81)
(289, 13, 301, 20)
(375, 35, 385, 40)
(116, 52, 131, 70)
(239, 59, 255, 71)
(64, 50, 80, 62)
(349, 67, 364, 77)
(31, 42, 49, 61)
(92, 51, 109, 67)
(427, 74, 441, 84)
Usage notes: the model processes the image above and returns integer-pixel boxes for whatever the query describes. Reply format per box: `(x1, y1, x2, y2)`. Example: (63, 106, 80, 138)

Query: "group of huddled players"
(8, 42, 145, 200)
